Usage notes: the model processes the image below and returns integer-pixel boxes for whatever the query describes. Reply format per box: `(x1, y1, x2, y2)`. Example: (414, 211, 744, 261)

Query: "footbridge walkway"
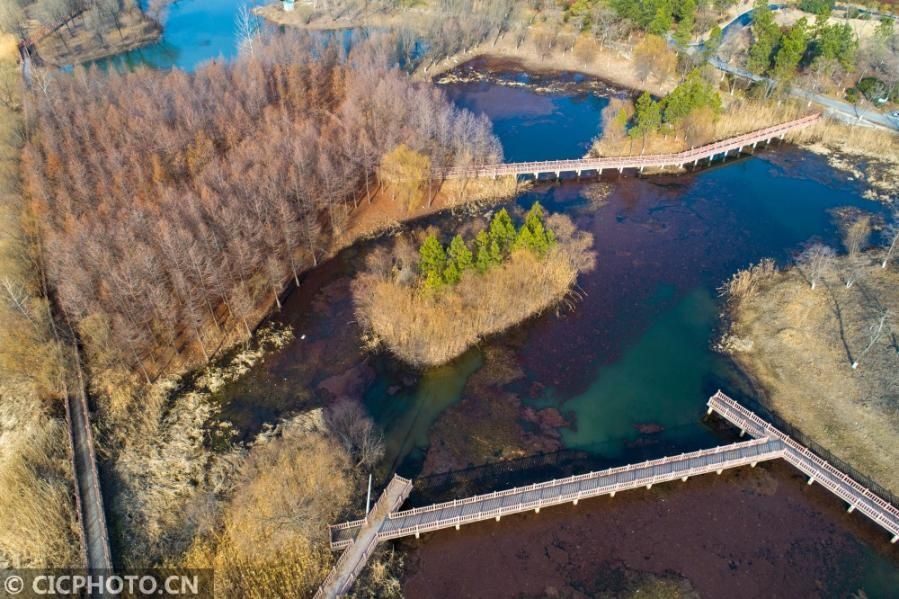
(315, 391, 897, 598)
(442, 114, 820, 180)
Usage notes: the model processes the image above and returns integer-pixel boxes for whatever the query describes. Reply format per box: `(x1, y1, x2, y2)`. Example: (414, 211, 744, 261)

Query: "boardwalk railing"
(315, 475, 412, 599)
(321, 392, 898, 597)
(441, 114, 820, 180)
(708, 391, 899, 542)
(330, 437, 784, 548)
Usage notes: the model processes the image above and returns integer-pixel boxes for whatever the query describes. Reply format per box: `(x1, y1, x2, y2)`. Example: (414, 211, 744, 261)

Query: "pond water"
(90, 0, 252, 70)
(90, 5, 897, 594)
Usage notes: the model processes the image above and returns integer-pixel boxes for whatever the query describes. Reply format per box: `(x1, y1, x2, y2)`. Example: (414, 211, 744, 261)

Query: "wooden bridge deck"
(708, 391, 899, 542)
(317, 391, 898, 597)
(330, 437, 784, 549)
(442, 114, 820, 180)
(314, 475, 412, 599)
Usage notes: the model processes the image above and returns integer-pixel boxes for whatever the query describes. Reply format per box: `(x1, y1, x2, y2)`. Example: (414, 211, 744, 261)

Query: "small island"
(353, 203, 596, 367)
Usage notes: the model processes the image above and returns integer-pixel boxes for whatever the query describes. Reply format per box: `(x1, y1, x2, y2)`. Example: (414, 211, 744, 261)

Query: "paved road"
(702, 5, 899, 132)
(709, 56, 899, 131)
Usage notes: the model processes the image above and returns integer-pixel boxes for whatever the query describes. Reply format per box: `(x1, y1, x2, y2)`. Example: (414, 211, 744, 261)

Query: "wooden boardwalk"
(314, 475, 413, 599)
(442, 114, 820, 180)
(331, 437, 783, 549)
(316, 391, 898, 597)
(708, 391, 899, 543)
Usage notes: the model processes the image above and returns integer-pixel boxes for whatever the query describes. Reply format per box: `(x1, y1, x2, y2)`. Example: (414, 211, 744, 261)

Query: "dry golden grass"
(720, 259, 777, 304)
(726, 253, 899, 493)
(339, 176, 520, 250)
(353, 214, 596, 367)
(0, 387, 80, 567)
(109, 326, 294, 566)
(0, 42, 79, 568)
(594, 96, 897, 157)
(179, 416, 355, 598)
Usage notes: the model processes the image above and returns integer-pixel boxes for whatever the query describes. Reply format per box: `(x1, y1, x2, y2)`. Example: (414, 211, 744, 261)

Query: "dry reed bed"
(0, 35, 79, 568)
(593, 96, 898, 203)
(353, 214, 596, 367)
(722, 254, 899, 493)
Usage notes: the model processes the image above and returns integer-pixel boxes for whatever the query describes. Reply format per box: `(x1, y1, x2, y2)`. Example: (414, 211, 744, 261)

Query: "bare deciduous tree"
(881, 215, 898, 269)
(852, 309, 892, 369)
(796, 243, 835, 290)
(325, 399, 385, 469)
(842, 216, 871, 288)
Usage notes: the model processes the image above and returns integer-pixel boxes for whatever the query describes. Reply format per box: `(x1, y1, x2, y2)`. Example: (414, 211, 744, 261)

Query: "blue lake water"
(93, 0, 256, 70)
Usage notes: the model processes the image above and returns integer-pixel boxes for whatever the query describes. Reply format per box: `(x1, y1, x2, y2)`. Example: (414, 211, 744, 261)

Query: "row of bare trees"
(796, 212, 898, 369)
(22, 30, 501, 383)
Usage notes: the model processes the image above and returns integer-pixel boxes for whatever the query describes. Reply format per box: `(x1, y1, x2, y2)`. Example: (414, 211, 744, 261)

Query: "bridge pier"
(807, 477, 815, 486)
(892, 534, 898, 544)
(848, 504, 856, 513)
(681, 476, 689, 482)
(646, 484, 652, 490)
(455, 523, 460, 530)
(716, 469, 723, 475)
(751, 462, 757, 468)
(535, 507, 540, 513)
(495, 515, 501, 522)
(573, 498, 579, 505)
(610, 491, 616, 497)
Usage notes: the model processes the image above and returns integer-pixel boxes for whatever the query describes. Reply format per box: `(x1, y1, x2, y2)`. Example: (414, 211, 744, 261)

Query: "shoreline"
(31, 8, 162, 67)
(721, 256, 899, 495)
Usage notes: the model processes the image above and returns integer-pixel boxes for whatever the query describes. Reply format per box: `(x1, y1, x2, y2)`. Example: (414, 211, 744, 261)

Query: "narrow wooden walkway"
(317, 392, 898, 597)
(708, 391, 899, 543)
(442, 114, 820, 180)
(332, 437, 783, 548)
(314, 475, 412, 599)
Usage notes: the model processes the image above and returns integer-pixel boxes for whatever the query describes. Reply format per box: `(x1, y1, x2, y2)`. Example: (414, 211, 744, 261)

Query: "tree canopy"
(418, 203, 557, 289)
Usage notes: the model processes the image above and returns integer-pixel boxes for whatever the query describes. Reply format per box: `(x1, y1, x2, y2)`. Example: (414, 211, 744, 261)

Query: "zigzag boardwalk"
(708, 391, 899, 543)
(315, 392, 898, 598)
(441, 114, 820, 180)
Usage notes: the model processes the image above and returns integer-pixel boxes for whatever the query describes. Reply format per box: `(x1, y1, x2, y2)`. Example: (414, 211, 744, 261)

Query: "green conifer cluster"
(418, 203, 556, 289)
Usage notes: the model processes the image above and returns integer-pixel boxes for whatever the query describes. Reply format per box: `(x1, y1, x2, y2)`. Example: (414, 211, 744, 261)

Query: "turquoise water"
(93, 0, 257, 70)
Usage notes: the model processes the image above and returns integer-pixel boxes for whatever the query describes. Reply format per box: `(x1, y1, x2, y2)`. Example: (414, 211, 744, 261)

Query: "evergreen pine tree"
(447, 234, 474, 273)
(474, 230, 493, 272)
(419, 234, 446, 288)
(489, 209, 517, 255)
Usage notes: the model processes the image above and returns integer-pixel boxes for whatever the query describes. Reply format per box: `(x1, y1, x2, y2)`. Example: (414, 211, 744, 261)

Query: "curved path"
(706, 5, 899, 131)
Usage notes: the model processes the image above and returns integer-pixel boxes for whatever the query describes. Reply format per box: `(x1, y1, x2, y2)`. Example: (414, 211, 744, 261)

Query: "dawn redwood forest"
(23, 32, 500, 391)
